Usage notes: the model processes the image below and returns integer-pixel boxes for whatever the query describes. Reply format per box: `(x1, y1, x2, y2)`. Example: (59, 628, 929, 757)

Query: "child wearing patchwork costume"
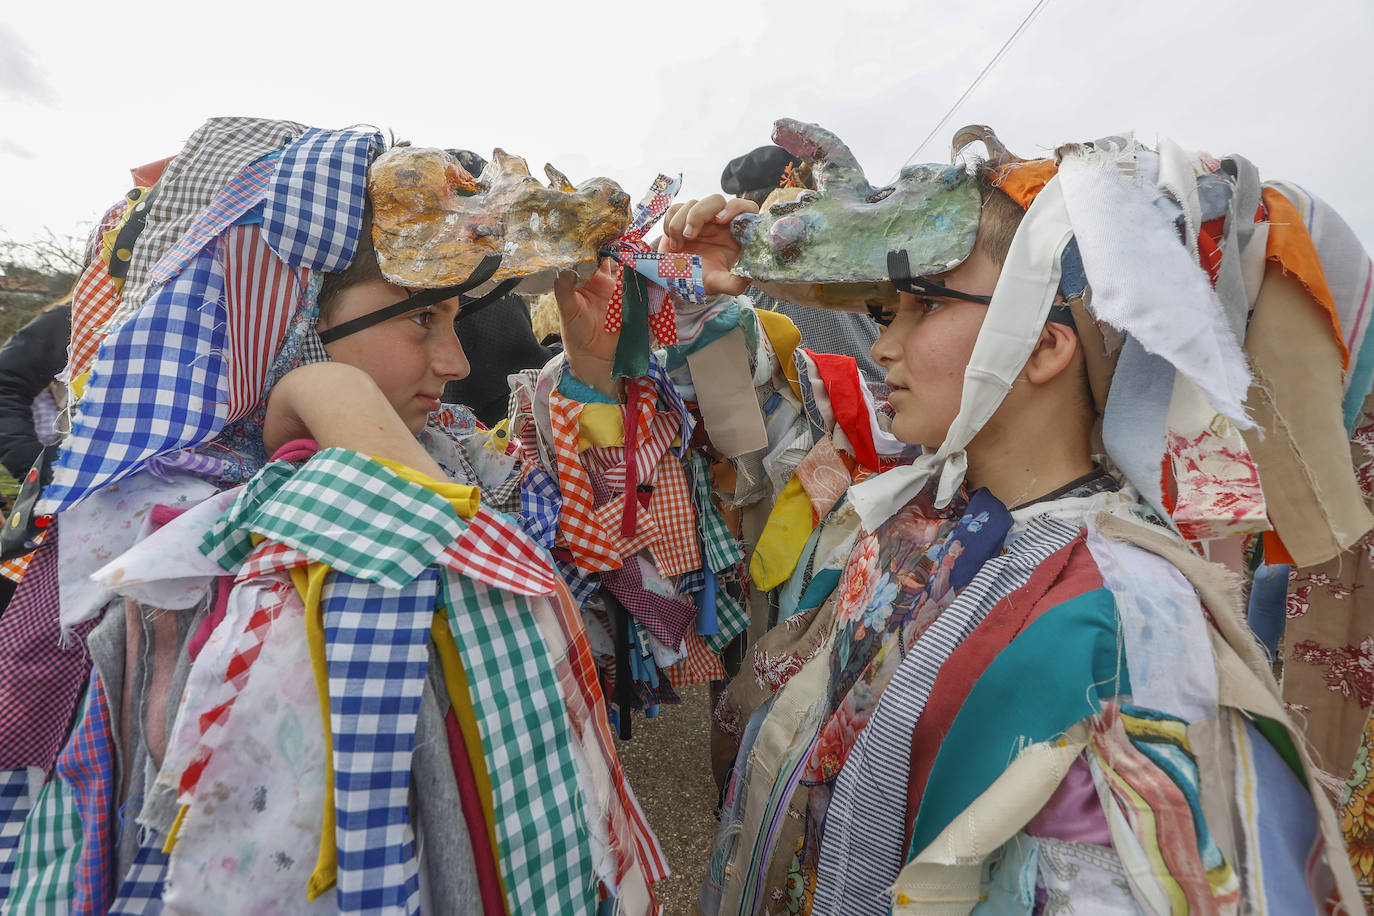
(0, 118, 668, 914)
(659, 123, 1368, 914)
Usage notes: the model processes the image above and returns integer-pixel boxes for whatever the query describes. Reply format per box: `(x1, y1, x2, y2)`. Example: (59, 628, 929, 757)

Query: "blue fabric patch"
(262, 127, 383, 272)
(1247, 563, 1290, 660)
(44, 246, 228, 513)
(1102, 335, 1175, 523)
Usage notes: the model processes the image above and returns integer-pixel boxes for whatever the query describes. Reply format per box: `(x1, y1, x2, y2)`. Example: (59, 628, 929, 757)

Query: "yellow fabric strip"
(749, 473, 815, 590)
(755, 307, 804, 401)
(371, 457, 480, 517)
(291, 561, 339, 903)
(576, 402, 626, 451)
(429, 611, 508, 907)
(161, 804, 188, 854)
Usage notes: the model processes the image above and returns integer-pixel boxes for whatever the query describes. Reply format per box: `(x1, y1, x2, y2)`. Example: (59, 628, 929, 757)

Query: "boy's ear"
(1022, 321, 1080, 386)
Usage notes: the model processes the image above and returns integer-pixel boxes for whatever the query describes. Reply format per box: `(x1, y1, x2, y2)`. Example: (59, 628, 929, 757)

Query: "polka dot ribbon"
(602, 174, 708, 346)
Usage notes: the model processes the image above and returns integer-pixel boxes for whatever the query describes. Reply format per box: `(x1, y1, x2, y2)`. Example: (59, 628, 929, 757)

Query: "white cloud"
(0, 138, 35, 160)
(0, 24, 56, 105)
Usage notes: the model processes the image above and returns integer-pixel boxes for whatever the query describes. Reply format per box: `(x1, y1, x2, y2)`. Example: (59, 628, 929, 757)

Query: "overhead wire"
(890, 0, 1053, 177)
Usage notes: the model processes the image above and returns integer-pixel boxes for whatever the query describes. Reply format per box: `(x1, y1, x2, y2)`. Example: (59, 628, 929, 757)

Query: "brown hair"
(972, 161, 1026, 267)
(316, 207, 386, 324)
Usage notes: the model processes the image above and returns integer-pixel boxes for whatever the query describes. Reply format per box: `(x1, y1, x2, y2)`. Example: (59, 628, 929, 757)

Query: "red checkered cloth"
(666, 631, 726, 687)
(176, 576, 293, 800)
(55, 670, 116, 914)
(63, 198, 129, 386)
(437, 506, 560, 596)
(549, 378, 700, 577)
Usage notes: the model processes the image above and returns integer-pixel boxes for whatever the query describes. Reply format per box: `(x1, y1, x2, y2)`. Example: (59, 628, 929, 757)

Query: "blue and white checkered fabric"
(519, 469, 602, 605)
(107, 828, 168, 915)
(520, 467, 562, 552)
(557, 557, 599, 608)
(41, 246, 228, 514)
(0, 767, 36, 903)
(322, 568, 436, 915)
(262, 127, 383, 272)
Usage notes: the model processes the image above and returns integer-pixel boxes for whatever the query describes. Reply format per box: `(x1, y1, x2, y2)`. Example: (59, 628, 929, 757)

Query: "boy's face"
(870, 246, 1000, 449)
(319, 279, 471, 434)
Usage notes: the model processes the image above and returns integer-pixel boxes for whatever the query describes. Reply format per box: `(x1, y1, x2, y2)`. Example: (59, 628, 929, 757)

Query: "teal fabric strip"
(677, 299, 743, 357)
(909, 587, 1130, 859)
(558, 372, 619, 405)
(1342, 331, 1374, 432)
(611, 269, 652, 380)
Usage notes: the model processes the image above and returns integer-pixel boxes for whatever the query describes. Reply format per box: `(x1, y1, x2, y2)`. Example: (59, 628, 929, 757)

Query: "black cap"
(720, 145, 802, 195)
(448, 149, 488, 178)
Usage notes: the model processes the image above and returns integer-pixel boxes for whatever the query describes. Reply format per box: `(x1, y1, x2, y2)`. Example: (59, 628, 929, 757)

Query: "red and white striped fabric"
(218, 225, 307, 422)
(545, 577, 669, 888)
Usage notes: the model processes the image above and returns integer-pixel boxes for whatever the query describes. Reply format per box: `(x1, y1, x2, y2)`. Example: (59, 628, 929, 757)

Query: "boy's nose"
(871, 322, 899, 366)
(433, 327, 471, 381)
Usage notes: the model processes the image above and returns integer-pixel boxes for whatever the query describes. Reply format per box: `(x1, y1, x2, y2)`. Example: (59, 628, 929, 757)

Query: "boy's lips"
(418, 394, 442, 411)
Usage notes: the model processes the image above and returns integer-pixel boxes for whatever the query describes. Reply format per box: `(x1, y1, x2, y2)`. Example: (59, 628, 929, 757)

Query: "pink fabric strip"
(268, 438, 320, 463)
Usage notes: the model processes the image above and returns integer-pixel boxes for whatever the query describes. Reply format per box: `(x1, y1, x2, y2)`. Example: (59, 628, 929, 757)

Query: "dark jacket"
(444, 295, 553, 428)
(0, 305, 71, 478)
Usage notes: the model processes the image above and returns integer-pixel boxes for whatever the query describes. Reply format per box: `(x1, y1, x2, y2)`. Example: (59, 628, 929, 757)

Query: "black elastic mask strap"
(888, 249, 995, 304)
(318, 254, 503, 345)
(887, 250, 914, 290)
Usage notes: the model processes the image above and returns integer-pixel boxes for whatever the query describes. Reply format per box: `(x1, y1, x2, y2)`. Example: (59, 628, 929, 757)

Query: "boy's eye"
(409, 309, 435, 329)
(916, 297, 946, 313)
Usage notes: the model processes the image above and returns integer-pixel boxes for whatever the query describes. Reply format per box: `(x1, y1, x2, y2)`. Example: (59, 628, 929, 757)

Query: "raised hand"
(659, 194, 758, 297)
(554, 257, 624, 399)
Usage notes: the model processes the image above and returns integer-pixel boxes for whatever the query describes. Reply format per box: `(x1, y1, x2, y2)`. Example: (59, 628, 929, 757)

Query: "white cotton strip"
(1057, 150, 1254, 426)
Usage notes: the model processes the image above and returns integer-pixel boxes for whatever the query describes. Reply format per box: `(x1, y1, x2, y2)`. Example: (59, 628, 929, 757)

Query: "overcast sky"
(4, 0, 1372, 256)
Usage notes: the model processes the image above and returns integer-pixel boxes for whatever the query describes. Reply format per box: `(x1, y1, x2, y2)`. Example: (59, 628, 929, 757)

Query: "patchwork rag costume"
(697, 122, 1370, 914)
(0, 118, 669, 914)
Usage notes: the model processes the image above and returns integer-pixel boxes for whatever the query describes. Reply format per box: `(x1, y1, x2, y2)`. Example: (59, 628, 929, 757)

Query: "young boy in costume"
(657, 123, 1367, 914)
(0, 120, 668, 915)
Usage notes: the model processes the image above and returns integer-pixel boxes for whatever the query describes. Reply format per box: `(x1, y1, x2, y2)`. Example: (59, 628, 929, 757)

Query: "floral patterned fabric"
(1341, 702, 1374, 908)
(1282, 389, 1374, 776)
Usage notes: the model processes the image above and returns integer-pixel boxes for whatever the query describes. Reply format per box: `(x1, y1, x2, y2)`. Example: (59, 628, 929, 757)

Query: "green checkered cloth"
(202, 447, 465, 589)
(688, 451, 749, 652)
(7, 757, 83, 913)
(440, 575, 596, 914)
(706, 581, 750, 653)
(688, 451, 743, 575)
